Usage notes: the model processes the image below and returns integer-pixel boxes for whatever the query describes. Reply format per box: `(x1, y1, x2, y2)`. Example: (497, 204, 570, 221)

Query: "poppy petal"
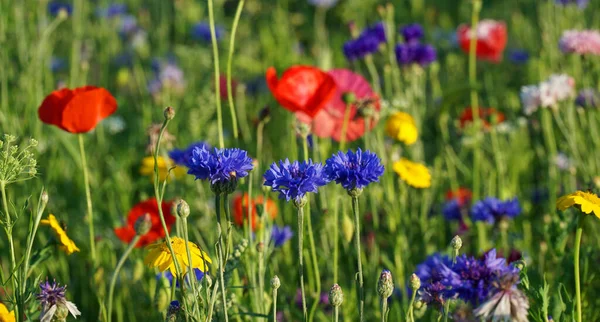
(38, 88, 75, 131)
(61, 87, 117, 133)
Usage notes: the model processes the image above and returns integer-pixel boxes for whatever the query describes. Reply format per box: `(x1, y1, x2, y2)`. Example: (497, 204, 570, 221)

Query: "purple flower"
(395, 43, 436, 66)
(575, 88, 599, 108)
(38, 280, 81, 322)
(119, 15, 139, 36)
(555, 0, 589, 9)
(271, 225, 293, 247)
(559, 30, 600, 55)
(191, 22, 224, 42)
(97, 3, 128, 18)
(442, 199, 463, 221)
(263, 159, 329, 204)
(324, 148, 384, 192)
(401, 23, 424, 43)
(473, 271, 529, 321)
(343, 22, 387, 61)
(147, 59, 186, 94)
(169, 142, 211, 166)
(471, 197, 521, 224)
(186, 146, 253, 193)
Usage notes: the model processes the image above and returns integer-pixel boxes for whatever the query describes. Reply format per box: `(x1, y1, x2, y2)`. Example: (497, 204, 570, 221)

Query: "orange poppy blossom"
(38, 86, 117, 133)
(232, 193, 278, 231)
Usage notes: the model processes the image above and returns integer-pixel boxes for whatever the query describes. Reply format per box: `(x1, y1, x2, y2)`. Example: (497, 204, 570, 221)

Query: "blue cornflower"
(48, 1, 72, 16)
(471, 197, 521, 224)
(271, 225, 293, 247)
(445, 249, 517, 306)
(555, 0, 588, 9)
(508, 49, 530, 64)
(263, 159, 329, 204)
(97, 3, 127, 18)
(395, 43, 437, 67)
(119, 15, 139, 37)
(324, 149, 384, 193)
(401, 23, 424, 44)
(415, 253, 453, 283)
(169, 142, 211, 166)
(442, 199, 463, 221)
(167, 300, 181, 319)
(575, 88, 599, 108)
(38, 279, 81, 321)
(191, 22, 224, 42)
(343, 22, 387, 61)
(308, 0, 338, 8)
(186, 146, 253, 194)
(158, 268, 205, 287)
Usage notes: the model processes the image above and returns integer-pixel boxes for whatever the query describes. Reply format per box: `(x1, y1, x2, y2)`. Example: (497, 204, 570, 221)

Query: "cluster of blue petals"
(343, 22, 387, 61)
(324, 148, 384, 191)
(471, 197, 521, 224)
(170, 142, 211, 166)
(395, 24, 437, 67)
(185, 146, 253, 185)
(263, 159, 329, 203)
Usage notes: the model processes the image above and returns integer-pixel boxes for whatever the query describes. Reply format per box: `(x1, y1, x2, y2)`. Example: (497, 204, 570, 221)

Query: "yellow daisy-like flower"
(0, 303, 15, 322)
(557, 191, 600, 219)
(392, 158, 431, 189)
(139, 156, 186, 181)
(385, 112, 418, 145)
(40, 214, 80, 255)
(144, 237, 212, 277)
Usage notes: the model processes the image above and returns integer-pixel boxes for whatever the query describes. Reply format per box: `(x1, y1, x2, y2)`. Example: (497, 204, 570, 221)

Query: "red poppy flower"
(266, 66, 337, 118)
(298, 69, 380, 142)
(114, 198, 175, 248)
(459, 107, 505, 130)
(457, 20, 507, 63)
(38, 86, 117, 133)
(446, 188, 472, 207)
(233, 193, 278, 231)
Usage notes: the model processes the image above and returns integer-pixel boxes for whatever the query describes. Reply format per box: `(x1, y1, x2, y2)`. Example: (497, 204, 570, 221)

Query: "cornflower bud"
(164, 106, 175, 120)
(134, 213, 152, 236)
(271, 275, 281, 290)
(176, 199, 190, 219)
(410, 273, 421, 291)
(377, 269, 394, 299)
(329, 284, 344, 307)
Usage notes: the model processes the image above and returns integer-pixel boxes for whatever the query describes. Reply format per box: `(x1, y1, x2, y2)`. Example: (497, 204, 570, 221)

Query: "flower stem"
(406, 289, 416, 322)
(107, 235, 140, 322)
(334, 306, 339, 322)
(380, 298, 388, 322)
(0, 181, 18, 320)
(352, 196, 364, 322)
(223, 194, 233, 260)
(297, 205, 308, 321)
(364, 55, 381, 94)
(208, 0, 224, 149)
(272, 285, 278, 321)
(333, 196, 339, 283)
(182, 217, 200, 318)
(215, 194, 229, 322)
(306, 203, 321, 321)
(468, 0, 482, 201)
(340, 103, 352, 151)
(78, 134, 97, 264)
(226, 0, 245, 140)
(574, 215, 585, 322)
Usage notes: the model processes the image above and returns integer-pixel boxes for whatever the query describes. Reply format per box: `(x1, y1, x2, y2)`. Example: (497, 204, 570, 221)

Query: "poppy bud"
(176, 200, 190, 219)
(377, 269, 394, 299)
(329, 284, 344, 308)
(258, 106, 271, 123)
(134, 213, 152, 236)
(271, 275, 281, 290)
(164, 106, 175, 120)
(410, 273, 421, 291)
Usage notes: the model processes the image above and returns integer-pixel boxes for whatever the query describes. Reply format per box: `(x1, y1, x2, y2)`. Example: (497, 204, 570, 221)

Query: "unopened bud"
(271, 275, 281, 290)
(413, 300, 424, 309)
(292, 195, 308, 209)
(342, 92, 356, 105)
(513, 260, 526, 271)
(256, 242, 264, 253)
(176, 199, 190, 219)
(166, 300, 181, 322)
(329, 284, 344, 307)
(410, 273, 421, 290)
(134, 213, 152, 235)
(451, 235, 462, 251)
(57, 8, 69, 20)
(164, 106, 175, 120)
(377, 269, 394, 299)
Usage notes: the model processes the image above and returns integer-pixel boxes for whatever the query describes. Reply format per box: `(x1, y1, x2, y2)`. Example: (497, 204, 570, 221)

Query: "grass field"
(1, 0, 600, 321)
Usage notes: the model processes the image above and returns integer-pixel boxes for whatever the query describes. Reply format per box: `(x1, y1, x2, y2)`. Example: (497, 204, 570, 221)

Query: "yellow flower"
(385, 112, 418, 145)
(392, 158, 431, 189)
(139, 156, 186, 181)
(0, 303, 15, 322)
(557, 191, 600, 218)
(40, 214, 80, 255)
(144, 237, 212, 277)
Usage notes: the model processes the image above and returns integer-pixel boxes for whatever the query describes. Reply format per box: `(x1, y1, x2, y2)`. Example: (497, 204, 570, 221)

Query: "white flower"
(520, 85, 541, 115)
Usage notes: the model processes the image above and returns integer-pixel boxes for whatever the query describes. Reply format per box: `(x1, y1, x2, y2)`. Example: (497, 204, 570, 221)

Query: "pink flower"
(298, 69, 380, 142)
(219, 74, 238, 100)
(559, 30, 600, 55)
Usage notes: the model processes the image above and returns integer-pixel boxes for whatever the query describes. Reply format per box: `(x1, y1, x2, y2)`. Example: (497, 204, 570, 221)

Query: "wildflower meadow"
(2, 0, 600, 321)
